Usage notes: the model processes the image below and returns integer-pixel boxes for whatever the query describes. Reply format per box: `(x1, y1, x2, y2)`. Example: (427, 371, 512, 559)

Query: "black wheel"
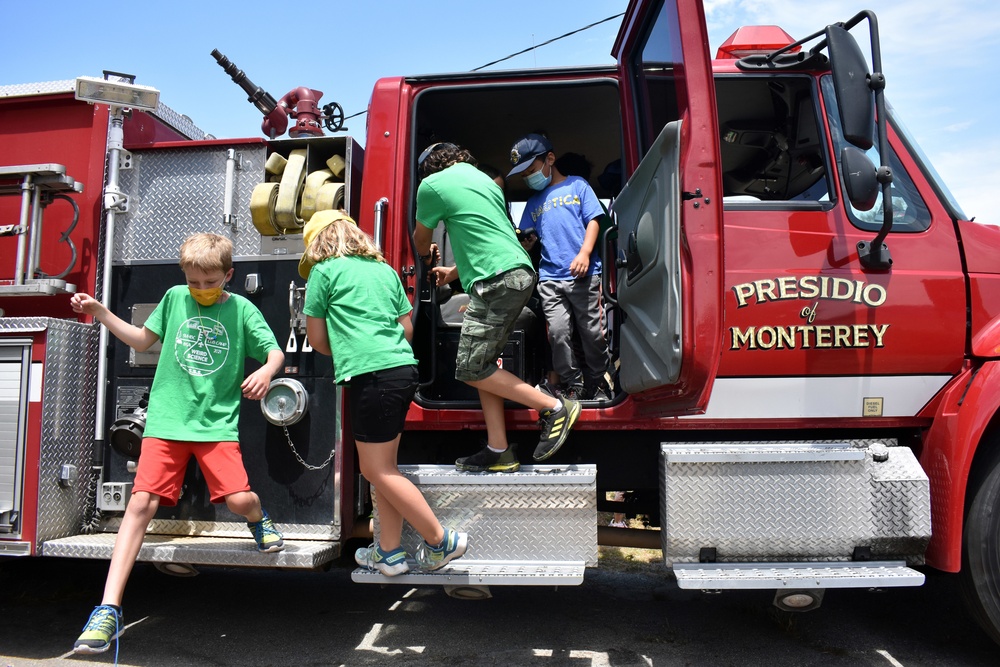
(960, 449, 1000, 646)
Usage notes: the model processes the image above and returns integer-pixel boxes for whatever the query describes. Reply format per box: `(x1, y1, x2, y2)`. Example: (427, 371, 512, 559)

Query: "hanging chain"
(282, 424, 335, 470)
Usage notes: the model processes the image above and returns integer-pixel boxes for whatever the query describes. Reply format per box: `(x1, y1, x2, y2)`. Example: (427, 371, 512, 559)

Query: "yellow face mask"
(189, 285, 224, 306)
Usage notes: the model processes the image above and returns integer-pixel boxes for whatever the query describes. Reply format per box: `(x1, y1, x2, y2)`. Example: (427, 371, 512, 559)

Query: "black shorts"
(347, 364, 418, 443)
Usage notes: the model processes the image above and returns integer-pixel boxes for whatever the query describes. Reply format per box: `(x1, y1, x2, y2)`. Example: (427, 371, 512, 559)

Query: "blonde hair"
(305, 217, 384, 264)
(179, 233, 233, 273)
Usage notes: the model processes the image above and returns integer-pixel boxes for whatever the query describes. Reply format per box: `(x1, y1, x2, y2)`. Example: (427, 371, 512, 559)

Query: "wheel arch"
(922, 360, 1000, 571)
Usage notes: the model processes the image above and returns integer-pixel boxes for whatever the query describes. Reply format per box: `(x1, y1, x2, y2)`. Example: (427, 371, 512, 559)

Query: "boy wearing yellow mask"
(69, 232, 284, 655)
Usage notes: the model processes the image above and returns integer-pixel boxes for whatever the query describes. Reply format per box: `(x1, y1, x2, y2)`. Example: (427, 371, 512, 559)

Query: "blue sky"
(3, 0, 996, 223)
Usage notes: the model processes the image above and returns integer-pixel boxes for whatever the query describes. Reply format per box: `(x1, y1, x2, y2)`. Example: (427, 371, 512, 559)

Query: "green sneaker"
(73, 604, 123, 654)
(455, 443, 520, 472)
(355, 544, 411, 576)
(533, 397, 581, 461)
(416, 527, 468, 571)
(248, 510, 284, 553)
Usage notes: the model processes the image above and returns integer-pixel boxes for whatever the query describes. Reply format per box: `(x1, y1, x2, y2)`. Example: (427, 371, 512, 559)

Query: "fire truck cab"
(4, 0, 1000, 647)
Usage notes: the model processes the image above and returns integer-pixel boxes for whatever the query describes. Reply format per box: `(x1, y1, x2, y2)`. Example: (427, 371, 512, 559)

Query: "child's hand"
(241, 367, 273, 401)
(570, 252, 590, 278)
(70, 293, 101, 315)
(428, 265, 458, 287)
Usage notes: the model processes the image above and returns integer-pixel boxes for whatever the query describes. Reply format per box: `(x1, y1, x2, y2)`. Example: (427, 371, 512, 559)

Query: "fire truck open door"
(610, 0, 724, 411)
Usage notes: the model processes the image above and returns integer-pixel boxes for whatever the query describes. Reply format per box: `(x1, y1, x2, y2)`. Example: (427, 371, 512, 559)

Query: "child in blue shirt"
(509, 134, 611, 401)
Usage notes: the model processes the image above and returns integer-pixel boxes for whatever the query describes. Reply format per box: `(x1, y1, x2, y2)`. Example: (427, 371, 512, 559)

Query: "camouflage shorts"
(455, 267, 535, 382)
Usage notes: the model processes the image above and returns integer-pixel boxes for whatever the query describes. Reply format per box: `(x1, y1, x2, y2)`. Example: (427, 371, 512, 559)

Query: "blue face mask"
(525, 163, 551, 191)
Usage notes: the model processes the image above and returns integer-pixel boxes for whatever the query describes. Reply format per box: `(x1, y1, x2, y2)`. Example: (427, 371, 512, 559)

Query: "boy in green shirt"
(413, 143, 581, 471)
(69, 233, 284, 655)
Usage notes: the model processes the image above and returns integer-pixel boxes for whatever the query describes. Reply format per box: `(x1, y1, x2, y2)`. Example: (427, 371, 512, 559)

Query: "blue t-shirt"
(518, 176, 604, 281)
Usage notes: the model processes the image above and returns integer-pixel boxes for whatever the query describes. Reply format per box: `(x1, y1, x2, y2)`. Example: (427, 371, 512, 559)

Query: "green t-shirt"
(141, 285, 280, 442)
(415, 162, 531, 291)
(302, 255, 416, 383)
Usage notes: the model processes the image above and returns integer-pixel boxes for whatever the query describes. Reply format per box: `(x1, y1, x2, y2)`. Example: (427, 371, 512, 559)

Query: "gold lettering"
(777, 276, 798, 299)
(776, 327, 796, 349)
(870, 323, 889, 347)
(833, 325, 851, 347)
(852, 324, 869, 347)
(757, 326, 777, 349)
(863, 284, 887, 307)
(816, 326, 833, 347)
(731, 327, 755, 349)
(800, 276, 819, 299)
(733, 284, 755, 308)
(754, 279, 777, 303)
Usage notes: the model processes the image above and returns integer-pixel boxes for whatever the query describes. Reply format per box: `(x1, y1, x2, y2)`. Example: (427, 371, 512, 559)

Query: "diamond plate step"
(673, 560, 925, 589)
(41, 533, 338, 569)
(351, 559, 586, 586)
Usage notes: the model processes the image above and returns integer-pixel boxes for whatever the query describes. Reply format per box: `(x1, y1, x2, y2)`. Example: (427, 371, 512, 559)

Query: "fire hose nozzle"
(211, 49, 278, 116)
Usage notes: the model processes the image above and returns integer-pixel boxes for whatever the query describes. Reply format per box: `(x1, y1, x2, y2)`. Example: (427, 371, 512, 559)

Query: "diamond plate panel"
(41, 533, 337, 568)
(865, 446, 931, 563)
(374, 465, 597, 566)
(99, 518, 337, 541)
(0, 319, 102, 543)
(660, 440, 930, 564)
(115, 143, 268, 261)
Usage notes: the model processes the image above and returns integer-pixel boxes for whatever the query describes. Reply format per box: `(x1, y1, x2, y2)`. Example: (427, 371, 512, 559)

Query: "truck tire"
(961, 450, 1000, 646)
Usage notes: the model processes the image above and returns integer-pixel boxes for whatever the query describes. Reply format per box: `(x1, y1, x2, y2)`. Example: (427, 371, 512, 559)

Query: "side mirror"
(841, 146, 879, 211)
(827, 25, 875, 150)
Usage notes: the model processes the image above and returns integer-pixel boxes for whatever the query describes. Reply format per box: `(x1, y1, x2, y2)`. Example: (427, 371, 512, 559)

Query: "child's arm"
(569, 218, 602, 278)
(241, 348, 284, 401)
(398, 314, 414, 344)
(70, 292, 160, 351)
(305, 315, 331, 356)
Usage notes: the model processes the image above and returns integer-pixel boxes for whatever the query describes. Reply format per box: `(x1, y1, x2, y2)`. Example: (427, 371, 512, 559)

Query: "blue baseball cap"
(508, 133, 553, 177)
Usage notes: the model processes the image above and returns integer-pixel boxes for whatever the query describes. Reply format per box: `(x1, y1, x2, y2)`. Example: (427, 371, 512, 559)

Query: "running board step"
(352, 559, 586, 586)
(41, 533, 338, 569)
(672, 560, 925, 589)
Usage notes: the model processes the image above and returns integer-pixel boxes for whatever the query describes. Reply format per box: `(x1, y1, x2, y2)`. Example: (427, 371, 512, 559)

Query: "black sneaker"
(564, 385, 585, 401)
(534, 397, 581, 461)
(455, 443, 520, 472)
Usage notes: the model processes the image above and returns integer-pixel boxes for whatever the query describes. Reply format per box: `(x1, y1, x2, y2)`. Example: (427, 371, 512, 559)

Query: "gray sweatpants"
(537, 275, 609, 388)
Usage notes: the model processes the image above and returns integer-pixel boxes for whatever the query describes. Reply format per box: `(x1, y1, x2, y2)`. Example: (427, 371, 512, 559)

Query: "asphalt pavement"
(1, 552, 998, 666)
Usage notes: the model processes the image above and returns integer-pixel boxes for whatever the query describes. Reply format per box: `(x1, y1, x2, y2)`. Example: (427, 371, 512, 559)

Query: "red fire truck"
(4, 0, 1000, 646)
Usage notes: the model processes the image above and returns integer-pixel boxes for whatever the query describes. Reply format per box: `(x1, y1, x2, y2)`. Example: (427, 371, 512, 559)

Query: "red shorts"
(132, 438, 251, 506)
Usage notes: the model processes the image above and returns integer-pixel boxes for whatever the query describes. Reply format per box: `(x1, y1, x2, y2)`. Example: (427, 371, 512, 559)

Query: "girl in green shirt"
(303, 210, 467, 576)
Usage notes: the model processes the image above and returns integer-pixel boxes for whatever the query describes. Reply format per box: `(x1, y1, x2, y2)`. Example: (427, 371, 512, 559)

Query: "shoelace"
(84, 606, 121, 665)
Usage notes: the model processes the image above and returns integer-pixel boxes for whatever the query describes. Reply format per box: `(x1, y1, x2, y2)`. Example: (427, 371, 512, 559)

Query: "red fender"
(922, 360, 1000, 571)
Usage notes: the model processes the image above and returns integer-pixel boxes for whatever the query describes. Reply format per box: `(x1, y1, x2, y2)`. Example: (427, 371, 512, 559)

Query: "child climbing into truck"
(413, 142, 582, 469)
(301, 210, 468, 575)
(69, 232, 285, 654)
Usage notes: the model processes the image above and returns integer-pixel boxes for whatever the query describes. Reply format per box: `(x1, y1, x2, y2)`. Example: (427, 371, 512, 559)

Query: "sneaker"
(248, 510, 285, 553)
(73, 604, 124, 654)
(355, 544, 411, 576)
(609, 519, 628, 528)
(564, 385, 585, 401)
(455, 443, 520, 472)
(534, 397, 581, 461)
(416, 527, 468, 571)
(535, 379, 561, 399)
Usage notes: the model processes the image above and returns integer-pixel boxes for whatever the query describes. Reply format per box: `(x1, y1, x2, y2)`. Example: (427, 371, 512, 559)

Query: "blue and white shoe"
(355, 544, 411, 576)
(416, 528, 468, 571)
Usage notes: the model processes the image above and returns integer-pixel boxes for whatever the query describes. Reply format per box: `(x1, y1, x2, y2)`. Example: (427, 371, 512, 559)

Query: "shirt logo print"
(176, 316, 230, 376)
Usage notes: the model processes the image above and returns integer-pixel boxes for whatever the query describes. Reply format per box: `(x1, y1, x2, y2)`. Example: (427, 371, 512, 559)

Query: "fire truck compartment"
(660, 441, 931, 566)
(353, 464, 596, 585)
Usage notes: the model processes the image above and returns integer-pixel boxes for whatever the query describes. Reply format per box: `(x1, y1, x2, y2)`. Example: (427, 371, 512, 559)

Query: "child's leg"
(572, 275, 610, 381)
(538, 280, 582, 388)
(101, 491, 160, 606)
(223, 490, 263, 521)
(358, 436, 443, 549)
